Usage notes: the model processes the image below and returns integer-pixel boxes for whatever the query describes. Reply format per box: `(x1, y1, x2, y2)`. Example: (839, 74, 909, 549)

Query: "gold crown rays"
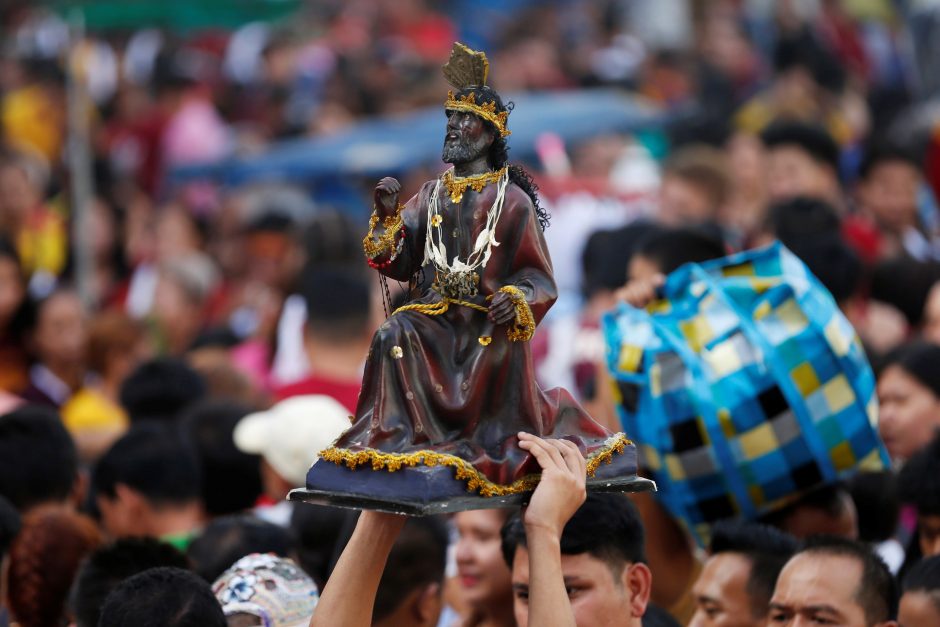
(442, 43, 511, 137)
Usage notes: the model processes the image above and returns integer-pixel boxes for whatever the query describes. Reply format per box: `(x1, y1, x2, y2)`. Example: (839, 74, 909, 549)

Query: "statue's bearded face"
(442, 109, 493, 164)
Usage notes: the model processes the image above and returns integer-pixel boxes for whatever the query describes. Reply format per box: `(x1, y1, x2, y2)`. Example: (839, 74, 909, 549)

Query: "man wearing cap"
(235, 395, 350, 526)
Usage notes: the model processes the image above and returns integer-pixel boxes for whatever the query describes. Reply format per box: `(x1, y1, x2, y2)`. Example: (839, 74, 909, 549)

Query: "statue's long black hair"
(454, 86, 550, 231)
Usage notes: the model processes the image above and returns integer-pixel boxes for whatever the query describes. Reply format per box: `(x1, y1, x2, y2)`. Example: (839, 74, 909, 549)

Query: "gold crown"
(444, 91, 511, 137)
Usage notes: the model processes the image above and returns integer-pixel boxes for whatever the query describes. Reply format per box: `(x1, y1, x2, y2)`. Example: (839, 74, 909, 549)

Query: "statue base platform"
(289, 445, 656, 516)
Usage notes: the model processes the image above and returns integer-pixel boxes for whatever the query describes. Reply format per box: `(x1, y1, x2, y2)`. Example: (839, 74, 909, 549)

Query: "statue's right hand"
(374, 177, 401, 218)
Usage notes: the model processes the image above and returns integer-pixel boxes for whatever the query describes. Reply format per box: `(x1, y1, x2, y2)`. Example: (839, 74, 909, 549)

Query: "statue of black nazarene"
(292, 43, 651, 513)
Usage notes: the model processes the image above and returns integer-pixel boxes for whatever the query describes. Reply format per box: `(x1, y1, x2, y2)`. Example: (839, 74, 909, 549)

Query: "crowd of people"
(1, 0, 940, 625)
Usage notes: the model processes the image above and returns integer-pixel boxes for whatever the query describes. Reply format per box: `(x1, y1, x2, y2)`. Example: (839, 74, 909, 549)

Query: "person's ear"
(623, 562, 653, 618)
(414, 582, 442, 627)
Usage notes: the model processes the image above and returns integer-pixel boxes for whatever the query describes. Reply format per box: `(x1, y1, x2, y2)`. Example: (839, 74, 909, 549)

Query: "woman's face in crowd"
(0, 256, 24, 327)
(898, 591, 940, 627)
(877, 365, 940, 462)
(454, 509, 512, 609)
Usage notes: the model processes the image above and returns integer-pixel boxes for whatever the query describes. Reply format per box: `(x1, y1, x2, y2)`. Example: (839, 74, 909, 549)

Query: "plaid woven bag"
(603, 243, 889, 544)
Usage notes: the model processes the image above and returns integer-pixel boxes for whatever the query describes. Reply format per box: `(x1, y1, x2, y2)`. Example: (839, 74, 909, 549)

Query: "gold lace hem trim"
(318, 433, 632, 497)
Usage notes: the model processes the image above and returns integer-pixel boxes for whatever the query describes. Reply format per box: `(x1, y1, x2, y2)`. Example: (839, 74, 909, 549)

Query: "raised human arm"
(309, 511, 406, 627)
(516, 432, 587, 627)
(363, 177, 427, 282)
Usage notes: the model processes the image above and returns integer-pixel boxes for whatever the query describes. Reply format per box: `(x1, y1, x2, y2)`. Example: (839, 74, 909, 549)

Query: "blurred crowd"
(1, 0, 940, 625)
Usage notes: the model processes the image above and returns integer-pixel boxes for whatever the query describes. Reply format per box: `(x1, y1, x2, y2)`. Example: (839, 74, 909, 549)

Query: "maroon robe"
(331, 177, 625, 488)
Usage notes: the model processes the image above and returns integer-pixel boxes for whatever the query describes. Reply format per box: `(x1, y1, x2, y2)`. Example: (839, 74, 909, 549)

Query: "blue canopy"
(170, 89, 665, 189)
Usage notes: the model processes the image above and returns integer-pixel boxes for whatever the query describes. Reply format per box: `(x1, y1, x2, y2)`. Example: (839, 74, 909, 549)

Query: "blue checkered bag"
(602, 243, 889, 544)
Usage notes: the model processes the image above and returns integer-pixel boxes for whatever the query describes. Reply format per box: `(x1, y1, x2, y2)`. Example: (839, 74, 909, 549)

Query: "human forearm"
(524, 526, 577, 627)
(310, 511, 405, 627)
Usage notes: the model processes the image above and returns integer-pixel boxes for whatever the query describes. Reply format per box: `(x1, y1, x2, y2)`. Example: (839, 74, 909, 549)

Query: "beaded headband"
(441, 42, 511, 137)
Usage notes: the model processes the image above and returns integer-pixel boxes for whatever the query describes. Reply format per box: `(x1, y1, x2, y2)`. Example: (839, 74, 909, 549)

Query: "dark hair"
(452, 86, 549, 230)
(98, 567, 227, 627)
(581, 222, 660, 298)
(709, 520, 798, 619)
(903, 555, 940, 611)
(300, 266, 372, 341)
(0, 405, 77, 511)
(70, 538, 190, 627)
(760, 483, 853, 535)
(764, 196, 841, 241)
(119, 357, 207, 423)
(798, 536, 898, 624)
(7, 507, 102, 627)
(635, 226, 727, 275)
(847, 471, 900, 543)
(92, 423, 203, 507)
(180, 400, 262, 517)
(897, 434, 940, 516)
(761, 120, 840, 173)
(0, 495, 20, 555)
(374, 517, 449, 622)
(502, 494, 646, 572)
(859, 140, 922, 180)
(880, 341, 940, 399)
(187, 514, 293, 582)
(290, 503, 358, 590)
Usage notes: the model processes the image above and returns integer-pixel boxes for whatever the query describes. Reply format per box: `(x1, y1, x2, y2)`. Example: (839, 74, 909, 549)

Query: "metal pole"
(66, 10, 96, 309)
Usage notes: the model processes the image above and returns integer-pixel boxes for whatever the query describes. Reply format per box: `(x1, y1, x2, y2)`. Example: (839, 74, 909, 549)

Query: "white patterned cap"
(212, 554, 319, 627)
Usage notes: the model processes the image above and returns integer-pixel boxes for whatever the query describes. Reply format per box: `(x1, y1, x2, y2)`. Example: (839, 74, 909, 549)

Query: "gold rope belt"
(391, 285, 535, 342)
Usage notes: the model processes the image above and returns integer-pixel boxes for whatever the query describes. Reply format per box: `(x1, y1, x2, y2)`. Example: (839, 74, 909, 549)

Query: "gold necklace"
(442, 166, 508, 204)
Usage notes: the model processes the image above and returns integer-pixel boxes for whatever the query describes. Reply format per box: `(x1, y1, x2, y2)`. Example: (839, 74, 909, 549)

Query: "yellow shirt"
(61, 387, 128, 433)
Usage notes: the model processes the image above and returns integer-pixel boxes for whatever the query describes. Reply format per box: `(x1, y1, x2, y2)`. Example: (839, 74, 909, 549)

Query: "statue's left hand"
(488, 291, 517, 325)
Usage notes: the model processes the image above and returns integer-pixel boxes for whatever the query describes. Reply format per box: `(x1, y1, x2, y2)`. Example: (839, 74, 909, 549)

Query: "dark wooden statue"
(291, 43, 652, 514)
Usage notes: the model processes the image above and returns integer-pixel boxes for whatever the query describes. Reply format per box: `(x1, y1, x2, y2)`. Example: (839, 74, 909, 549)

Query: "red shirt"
(273, 375, 361, 414)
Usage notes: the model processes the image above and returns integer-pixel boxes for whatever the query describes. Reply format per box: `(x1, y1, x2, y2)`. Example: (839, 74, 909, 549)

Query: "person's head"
(119, 356, 207, 423)
(761, 483, 859, 540)
(760, 121, 841, 203)
(923, 281, 940, 346)
(373, 516, 448, 627)
(857, 141, 922, 235)
(243, 211, 303, 292)
(900, 555, 940, 627)
(188, 514, 294, 582)
(690, 520, 798, 627)
(233, 395, 351, 500)
(181, 400, 262, 517)
(84, 310, 149, 383)
(769, 536, 897, 627)
(99, 567, 227, 627)
(760, 196, 841, 245)
(628, 226, 726, 281)
(897, 434, 940, 558)
(0, 404, 78, 511)
(69, 537, 191, 627)
(659, 145, 731, 226)
(300, 266, 372, 346)
(153, 253, 218, 354)
(0, 236, 26, 330)
(31, 288, 86, 372)
(7, 506, 102, 627)
(442, 85, 507, 167)
(455, 509, 514, 614)
(847, 472, 900, 544)
(92, 423, 203, 538)
(289, 503, 357, 590)
(213, 554, 319, 627)
(877, 342, 940, 462)
(501, 494, 652, 627)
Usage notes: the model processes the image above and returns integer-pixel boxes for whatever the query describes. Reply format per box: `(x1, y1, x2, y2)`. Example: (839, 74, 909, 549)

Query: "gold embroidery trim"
(318, 433, 632, 497)
(444, 91, 511, 138)
(363, 203, 405, 259)
(442, 166, 508, 204)
(496, 285, 535, 342)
